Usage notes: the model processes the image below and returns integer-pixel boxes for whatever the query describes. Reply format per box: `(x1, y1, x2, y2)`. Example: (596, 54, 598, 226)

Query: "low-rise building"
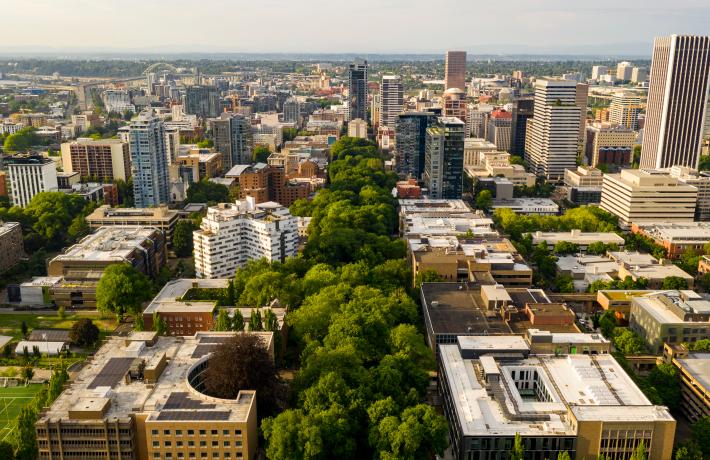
(556, 255, 619, 292)
(193, 198, 298, 278)
(85, 205, 180, 243)
(663, 344, 710, 423)
(631, 222, 710, 259)
(596, 290, 656, 320)
(630, 290, 710, 353)
(464, 151, 536, 187)
(439, 336, 675, 460)
(347, 118, 367, 138)
(0, 222, 24, 274)
(225, 163, 309, 207)
(531, 230, 624, 251)
(463, 138, 497, 166)
(398, 199, 494, 237)
(491, 198, 559, 215)
(36, 331, 267, 460)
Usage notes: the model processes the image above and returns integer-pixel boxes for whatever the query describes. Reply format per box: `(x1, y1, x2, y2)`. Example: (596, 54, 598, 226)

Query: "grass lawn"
(0, 311, 118, 340)
(0, 383, 45, 443)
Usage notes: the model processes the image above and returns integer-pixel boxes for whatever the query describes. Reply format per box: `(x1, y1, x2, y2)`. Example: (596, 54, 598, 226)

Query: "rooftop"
(50, 227, 158, 264)
(531, 230, 624, 247)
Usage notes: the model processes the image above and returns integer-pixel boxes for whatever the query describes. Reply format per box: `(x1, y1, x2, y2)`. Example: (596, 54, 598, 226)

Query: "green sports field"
(0, 384, 45, 443)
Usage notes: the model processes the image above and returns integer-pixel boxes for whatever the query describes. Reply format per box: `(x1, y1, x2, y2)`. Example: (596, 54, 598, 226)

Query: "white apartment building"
(600, 169, 698, 228)
(0, 121, 24, 135)
(193, 198, 298, 278)
(379, 75, 403, 129)
(347, 118, 368, 139)
(525, 79, 581, 181)
(5, 156, 58, 207)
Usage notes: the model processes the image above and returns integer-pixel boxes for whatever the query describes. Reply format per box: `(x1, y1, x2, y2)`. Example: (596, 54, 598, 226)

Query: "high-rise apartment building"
(347, 60, 368, 122)
(424, 117, 465, 199)
(129, 110, 170, 208)
(509, 97, 534, 156)
(379, 75, 403, 129)
(184, 85, 220, 118)
(193, 198, 298, 278)
(525, 79, 581, 180)
(282, 97, 300, 124)
(0, 222, 24, 274)
(444, 51, 467, 91)
(576, 83, 589, 145)
(210, 112, 253, 170)
(640, 35, 710, 170)
(60, 138, 131, 182)
(395, 111, 436, 180)
(443, 88, 467, 123)
(5, 155, 58, 207)
(609, 92, 643, 131)
(616, 61, 634, 81)
(486, 110, 512, 152)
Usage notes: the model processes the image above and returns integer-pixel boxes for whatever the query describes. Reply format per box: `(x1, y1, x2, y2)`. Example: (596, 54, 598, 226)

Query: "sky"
(1, 0, 709, 55)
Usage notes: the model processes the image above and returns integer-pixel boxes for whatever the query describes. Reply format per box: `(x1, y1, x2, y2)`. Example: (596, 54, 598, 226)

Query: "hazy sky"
(3, 0, 709, 55)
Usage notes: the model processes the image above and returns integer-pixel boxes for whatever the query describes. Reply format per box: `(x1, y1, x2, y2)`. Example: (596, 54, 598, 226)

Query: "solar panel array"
(88, 357, 135, 389)
(164, 392, 217, 410)
(156, 410, 231, 421)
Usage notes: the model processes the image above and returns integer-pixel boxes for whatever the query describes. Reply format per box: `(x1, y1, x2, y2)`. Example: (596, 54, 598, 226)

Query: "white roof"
(15, 341, 66, 355)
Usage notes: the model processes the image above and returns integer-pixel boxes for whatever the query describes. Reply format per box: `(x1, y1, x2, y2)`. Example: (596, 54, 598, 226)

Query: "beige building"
(600, 169, 698, 228)
(663, 344, 710, 423)
(564, 166, 604, 188)
(609, 250, 694, 289)
(444, 50, 467, 91)
(464, 151, 536, 187)
(609, 92, 643, 131)
(585, 122, 636, 169)
(347, 118, 367, 139)
(0, 222, 24, 274)
(85, 205, 180, 243)
(61, 138, 131, 182)
(36, 331, 268, 460)
(463, 138, 498, 166)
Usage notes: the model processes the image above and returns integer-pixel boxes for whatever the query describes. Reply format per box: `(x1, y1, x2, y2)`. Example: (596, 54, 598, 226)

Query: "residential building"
(394, 111, 436, 180)
(379, 75, 403, 128)
(531, 230, 624, 251)
(395, 179, 421, 199)
(184, 85, 220, 118)
(631, 67, 648, 83)
(85, 205, 180, 243)
(0, 222, 23, 274)
(347, 118, 367, 139)
(60, 138, 131, 182)
(630, 290, 710, 353)
(282, 97, 300, 124)
(129, 110, 170, 208)
(444, 51, 467, 91)
(525, 79, 581, 181)
(467, 104, 494, 138)
(347, 60, 368, 122)
(210, 112, 252, 170)
(663, 344, 710, 422)
(174, 149, 223, 183)
(584, 122, 636, 169)
(5, 155, 58, 207)
(609, 92, 643, 131)
(486, 109, 512, 152)
(36, 331, 266, 460)
(424, 117, 465, 199)
(641, 35, 710, 170)
(509, 97, 534, 156)
(631, 222, 710, 259)
(439, 335, 675, 460)
(193, 198, 298, 278)
(617, 61, 634, 81)
(226, 163, 309, 206)
(600, 169, 698, 228)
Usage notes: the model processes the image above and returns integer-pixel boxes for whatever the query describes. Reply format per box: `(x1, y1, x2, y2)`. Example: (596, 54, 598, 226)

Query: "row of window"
(153, 452, 243, 458)
(151, 429, 242, 437)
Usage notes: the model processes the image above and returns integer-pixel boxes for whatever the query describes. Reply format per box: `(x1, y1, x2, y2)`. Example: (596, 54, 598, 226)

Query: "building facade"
(129, 110, 170, 208)
(509, 97, 534, 156)
(379, 75, 403, 129)
(444, 51, 467, 91)
(5, 156, 58, 207)
(184, 85, 220, 118)
(210, 112, 253, 170)
(0, 222, 24, 274)
(347, 60, 368, 122)
(424, 117, 465, 199)
(486, 110, 512, 153)
(395, 111, 436, 180)
(609, 92, 643, 131)
(60, 138, 131, 182)
(585, 122, 636, 169)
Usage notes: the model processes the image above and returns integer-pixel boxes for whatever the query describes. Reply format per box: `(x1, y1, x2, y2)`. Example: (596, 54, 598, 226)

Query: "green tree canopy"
(96, 264, 153, 320)
(185, 180, 230, 205)
(172, 220, 194, 257)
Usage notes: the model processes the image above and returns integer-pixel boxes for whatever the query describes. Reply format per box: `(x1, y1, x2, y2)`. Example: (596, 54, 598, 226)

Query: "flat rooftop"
(40, 332, 272, 424)
(676, 352, 710, 391)
(145, 278, 229, 315)
(633, 291, 710, 324)
(51, 227, 157, 263)
(531, 231, 624, 246)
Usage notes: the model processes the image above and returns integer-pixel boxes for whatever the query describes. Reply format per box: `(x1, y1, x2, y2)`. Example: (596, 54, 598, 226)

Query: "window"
(164, 429, 171, 436)
(211, 430, 218, 435)
(152, 429, 159, 436)
(223, 430, 229, 436)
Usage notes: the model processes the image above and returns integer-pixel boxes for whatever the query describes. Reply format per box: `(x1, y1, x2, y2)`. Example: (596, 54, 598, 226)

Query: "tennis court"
(0, 384, 45, 443)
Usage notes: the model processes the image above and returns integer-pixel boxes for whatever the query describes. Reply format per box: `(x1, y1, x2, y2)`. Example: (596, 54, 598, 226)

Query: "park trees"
(96, 264, 152, 320)
(171, 220, 194, 257)
(69, 318, 100, 347)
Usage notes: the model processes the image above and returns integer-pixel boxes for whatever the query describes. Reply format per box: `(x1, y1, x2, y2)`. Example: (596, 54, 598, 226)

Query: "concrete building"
(102, 89, 134, 114)
(442, 88, 467, 123)
(347, 60, 368, 122)
(668, 166, 710, 221)
(467, 104, 494, 139)
(424, 117, 465, 199)
(556, 254, 619, 292)
(193, 199, 298, 278)
(491, 198, 559, 215)
(525, 79, 581, 181)
(609, 250, 694, 289)
(36, 331, 267, 460)
(631, 222, 710, 259)
(5, 155, 58, 207)
(616, 61, 634, 81)
(609, 92, 643, 131)
(531, 230, 624, 251)
(444, 51, 467, 91)
(663, 344, 710, 423)
(564, 166, 604, 188)
(585, 122, 636, 170)
(347, 118, 368, 139)
(395, 112, 436, 179)
(600, 169, 698, 228)
(282, 97, 300, 124)
(184, 85, 220, 118)
(486, 109, 512, 153)
(641, 35, 710, 170)
(440, 335, 675, 460)
(174, 149, 223, 183)
(631, 67, 648, 83)
(61, 138, 131, 182)
(379, 75, 403, 129)
(591, 65, 609, 81)
(463, 138, 498, 166)
(509, 97, 534, 156)
(210, 112, 252, 170)
(129, 110, 170, 208)
(464, 151, 536, 187)
(397, 199, 494, 238)
(630, 290, 710, 353)
(0, 222, 24, 274)
(85, 205, 180, 243)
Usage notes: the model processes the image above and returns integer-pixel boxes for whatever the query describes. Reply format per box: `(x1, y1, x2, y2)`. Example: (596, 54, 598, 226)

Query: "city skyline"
(2, 0, 708, 55)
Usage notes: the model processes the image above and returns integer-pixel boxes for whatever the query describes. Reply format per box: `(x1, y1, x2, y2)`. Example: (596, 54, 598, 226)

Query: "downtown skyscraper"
(444, 51, 467, 91)
(347, 60, 368, 122)
(379, 75, 403, 129)
(129, 110, 170, 207)
(640, 35, 710, 170)
(210, 112, 253, 170)
(424, 117, 465, 199)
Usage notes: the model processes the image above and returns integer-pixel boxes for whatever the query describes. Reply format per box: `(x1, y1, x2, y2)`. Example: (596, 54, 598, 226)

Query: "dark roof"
(164, 392, 217, 410)
(156, 410, 231, 421)
(88, 357, 135, 389)
(28, 329, 71, 342)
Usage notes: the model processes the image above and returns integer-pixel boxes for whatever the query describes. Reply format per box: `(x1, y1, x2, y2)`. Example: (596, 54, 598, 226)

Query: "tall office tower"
(443, 88, 467, 123)
(184, 85, 220, 118)
(467, 104, 493, 138)
(591, 65, 609, 81)
(576, 83, 589, 145)
(395, 111, 436, 179)
(510, 97, 534, 155)
(616, 61, 634, 81)
(210, 112, 252, 170)
(525, 79, 581, 181)
(282, 97, 300, 124)
(424, 117, 465, 199)
(129, 110, 170, 208)
(379, 75, 404, 129)
(371, 93, 381, 129)
(631, 67, 648, 83)
(609, 92, 643, 130)
(60, 138, 131, 182)
(640, 35, 710, 170)
(444, 51, 467, 91)
(486, 109, 512, 152)
(5, 156, 58, 207)
(347, 60, 368, 122)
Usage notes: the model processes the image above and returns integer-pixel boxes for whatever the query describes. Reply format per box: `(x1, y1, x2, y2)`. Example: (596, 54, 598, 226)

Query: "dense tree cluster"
(493, 206, 618, 241)
(95, 264, 153, 320)
(185, 180, 230, 205)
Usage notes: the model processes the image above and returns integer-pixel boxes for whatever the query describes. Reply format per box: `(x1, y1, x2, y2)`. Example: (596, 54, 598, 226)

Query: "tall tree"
(214, 309, 230, 331)
(96, 264, 152, 320)
(69, 318, 100, 347)
(510, 433, 524, 460)
(13, 406, 38, 460)
(232, 310, 245, 331)
(172, 220, 194, 257)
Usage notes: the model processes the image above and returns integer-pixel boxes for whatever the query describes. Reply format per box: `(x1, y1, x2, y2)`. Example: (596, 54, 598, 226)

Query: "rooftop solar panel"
(88, 357, 135, 389)
(156, 410, 231, 421)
